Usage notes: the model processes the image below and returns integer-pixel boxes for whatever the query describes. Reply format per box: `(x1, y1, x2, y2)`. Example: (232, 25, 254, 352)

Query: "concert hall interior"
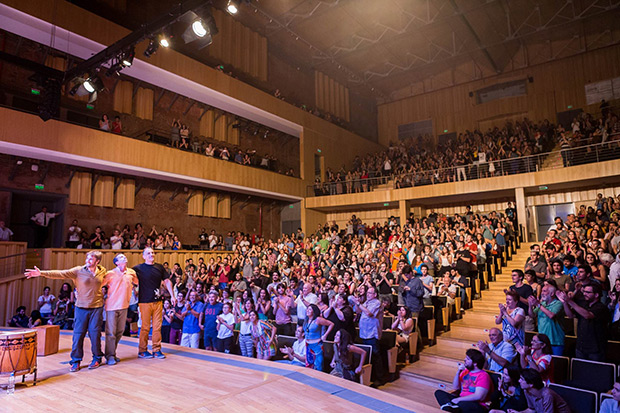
(1, 1, 620, 412)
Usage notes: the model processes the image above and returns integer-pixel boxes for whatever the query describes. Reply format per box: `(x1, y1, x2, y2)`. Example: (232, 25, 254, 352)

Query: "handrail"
(307, 138, 620, 196)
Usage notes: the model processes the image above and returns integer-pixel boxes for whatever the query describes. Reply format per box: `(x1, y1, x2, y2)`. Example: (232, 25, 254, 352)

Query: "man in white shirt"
(278, 325, 307, 366)
(0, 220, 14, 241)
(31, 206, 61, 247)
(476, 328, 516, 372)
(102, 254, 138, 365)
(110, 229, 123, 250)
(66, 220, 81, 248)
(295, 283, 318, 326)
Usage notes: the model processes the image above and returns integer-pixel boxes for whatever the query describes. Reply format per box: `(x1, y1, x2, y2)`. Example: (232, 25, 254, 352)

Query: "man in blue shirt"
(352, 286, 385, 385)
(563, 254, 578, 278)
(180, 291, 204, 349)
(199, 291, 223, 351)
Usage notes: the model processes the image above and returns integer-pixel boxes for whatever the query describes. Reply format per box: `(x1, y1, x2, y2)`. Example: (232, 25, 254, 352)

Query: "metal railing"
(307, 138, 620, 197)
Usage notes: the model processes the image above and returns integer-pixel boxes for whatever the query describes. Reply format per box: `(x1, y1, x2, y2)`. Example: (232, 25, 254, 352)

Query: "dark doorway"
(9, 191, 66, 248)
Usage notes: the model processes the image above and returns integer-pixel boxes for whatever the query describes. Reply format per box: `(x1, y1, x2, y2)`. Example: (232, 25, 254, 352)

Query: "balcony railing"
(307, 138, 620, 197)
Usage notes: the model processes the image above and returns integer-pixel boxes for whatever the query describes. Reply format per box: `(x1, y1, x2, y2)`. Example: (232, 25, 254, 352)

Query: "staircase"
(382, 243, 534, 407)
(540, 145, 564, 170)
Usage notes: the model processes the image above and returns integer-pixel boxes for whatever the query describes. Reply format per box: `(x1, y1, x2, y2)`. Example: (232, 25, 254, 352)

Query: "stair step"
(440, 329, 490, 344)
(400, 360, 455, 385)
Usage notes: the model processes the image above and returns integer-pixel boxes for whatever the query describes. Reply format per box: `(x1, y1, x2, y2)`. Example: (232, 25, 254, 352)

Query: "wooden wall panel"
(217, 195, 231, 219)
(214, 113, 227, 142)
(115, 178, 135, 209)
(92, 176, 114, 207)
(187, 191, 204, 216)
(134, 87, 154, 120)
(199, 110, 215, 139)
(226, 116, 239, 145)
(68, 172, 91, 205)
(207, 9, 267, 81)
(314, 71, 350, 122)
(204, 193, 218, 218)
(0, 242, 27, 278)
(113, 80, 133, 114)
(378, 45, 620, 146)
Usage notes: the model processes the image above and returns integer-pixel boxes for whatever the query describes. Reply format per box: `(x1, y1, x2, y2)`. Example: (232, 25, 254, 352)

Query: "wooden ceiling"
(234, 0, 620, 103)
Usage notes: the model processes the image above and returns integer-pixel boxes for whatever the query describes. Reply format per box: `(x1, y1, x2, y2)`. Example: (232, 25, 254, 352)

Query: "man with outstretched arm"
(133, 247, 176, 359)
(25, 250, 106, 372)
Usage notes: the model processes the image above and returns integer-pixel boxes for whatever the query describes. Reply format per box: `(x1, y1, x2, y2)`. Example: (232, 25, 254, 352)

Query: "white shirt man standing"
(102, 254, 138, 365)
(295, 283, 318, 326)
(31, 206, 61, 247)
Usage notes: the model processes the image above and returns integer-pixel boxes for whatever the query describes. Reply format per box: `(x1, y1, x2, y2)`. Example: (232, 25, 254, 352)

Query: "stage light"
(181, 11, 218, 50)
(192, 19, 207, 37)
(144, 39, 159, 58)
(159, 35, 170, 48)
(83, 76, 104, 94)
(106, 60, 124, 77)
(227, 0, 240, 14)
(121, 48, 135, 67)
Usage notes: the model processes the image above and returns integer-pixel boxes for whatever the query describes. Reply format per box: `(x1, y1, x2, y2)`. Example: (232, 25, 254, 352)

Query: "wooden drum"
(0, 330, 37, 377)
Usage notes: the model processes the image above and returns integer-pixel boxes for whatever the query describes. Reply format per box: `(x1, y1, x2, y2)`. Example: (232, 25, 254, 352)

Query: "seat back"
(274, 334, 297, 361)
(549, 383, 597, 413)
(551, 355, 570, 384)
(570, 358, 616, 394)
(606, 340, 620, 365)
(379, 329, 397, 348)
(382, 315, 394, 330)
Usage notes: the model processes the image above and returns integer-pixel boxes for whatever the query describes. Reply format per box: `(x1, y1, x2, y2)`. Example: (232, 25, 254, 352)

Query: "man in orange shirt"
(102, 254, 138, 365)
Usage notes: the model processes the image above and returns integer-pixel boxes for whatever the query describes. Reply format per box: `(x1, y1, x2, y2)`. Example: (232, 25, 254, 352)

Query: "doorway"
(535, 203, 573, 242)
(9, 190, 66, 247)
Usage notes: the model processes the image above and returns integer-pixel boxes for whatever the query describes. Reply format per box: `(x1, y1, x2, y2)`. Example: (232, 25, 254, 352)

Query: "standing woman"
(496, 290, 525, 346)
(256, 289, 271, 321)
(169, 292, 185, 345)
(303, 304, 334, 371)
(249, 310, 277, 360)
(236, 299, 255, 358)
(99, 114, 110, 131)
(330, 329, 366, 381)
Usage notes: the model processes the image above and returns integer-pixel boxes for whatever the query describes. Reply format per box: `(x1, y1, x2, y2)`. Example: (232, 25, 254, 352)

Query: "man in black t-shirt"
(509, 269, 535, 331)
(557, 283, 610, 361)
(133, 247, 175, 359)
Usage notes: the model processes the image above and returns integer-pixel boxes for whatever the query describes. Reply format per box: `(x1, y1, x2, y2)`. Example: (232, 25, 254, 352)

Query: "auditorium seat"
(274, 334, 296, 361)
(551, 355, 570, 384)
(566, 358, 616, 394)
(549, 383, 597, 413)
(606, 340, 620, 365)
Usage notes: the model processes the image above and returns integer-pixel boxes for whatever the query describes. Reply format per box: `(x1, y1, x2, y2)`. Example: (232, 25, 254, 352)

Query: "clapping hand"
(555, 290, 567, 303)
(527, 295, 539, 307)
(498, 303, 506, 314)
(477, 340, 489, 353)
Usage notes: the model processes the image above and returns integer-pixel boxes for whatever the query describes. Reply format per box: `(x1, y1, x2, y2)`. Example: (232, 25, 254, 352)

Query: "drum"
(0, 330, 37, 376)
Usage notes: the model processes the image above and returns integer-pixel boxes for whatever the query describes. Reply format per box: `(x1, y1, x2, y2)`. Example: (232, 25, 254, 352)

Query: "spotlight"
(106, 61, 124, 77)
(226, 0, 240, 14)
(181, 10, 218, 50)
(192, 20, 208, 37)
(83, 76, 104, 94)
(121, 48, 135, 67)
(144, 39, 159, 58)
(158, 34, 170, 48)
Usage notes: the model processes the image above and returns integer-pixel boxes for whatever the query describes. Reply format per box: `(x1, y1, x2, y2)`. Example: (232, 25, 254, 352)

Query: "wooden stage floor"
(0, 332, 440, 412)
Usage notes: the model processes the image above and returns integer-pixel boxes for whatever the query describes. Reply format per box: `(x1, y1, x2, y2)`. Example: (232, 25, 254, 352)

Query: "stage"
(0, 332, 440, 412)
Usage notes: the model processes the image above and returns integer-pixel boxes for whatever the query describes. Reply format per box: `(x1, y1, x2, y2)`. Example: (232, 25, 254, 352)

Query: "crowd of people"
(314, 107, 620, 196)
(8, 194, 620, 411)
(433, 194, 620, 412)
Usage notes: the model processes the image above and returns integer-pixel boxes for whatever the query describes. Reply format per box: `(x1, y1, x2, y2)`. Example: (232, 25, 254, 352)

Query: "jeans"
(169, 328, 182, 345)
(105, 308, 128, 360)
(361, 337, 385, 381)
(72, 306, 103, 364)
(435, 390, 489, 413)
(306, 341, 324, 371)
(180, 332, 200, 348)
(138, 302, 163, 353)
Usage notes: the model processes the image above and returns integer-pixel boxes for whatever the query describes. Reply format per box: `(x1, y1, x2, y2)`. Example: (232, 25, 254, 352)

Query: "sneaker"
(106, 358, 117, 366)
(114, 357, 121, 362)
(69, 363, 80, 373)
(138, 351, 153, 359)
(153, 351, 166, 359)
(440, 403, 459, 412)
(88, 360, 101, 369)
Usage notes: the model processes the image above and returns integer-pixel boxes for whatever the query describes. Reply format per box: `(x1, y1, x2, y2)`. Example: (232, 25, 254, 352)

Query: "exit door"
(535, 203, 573, 241)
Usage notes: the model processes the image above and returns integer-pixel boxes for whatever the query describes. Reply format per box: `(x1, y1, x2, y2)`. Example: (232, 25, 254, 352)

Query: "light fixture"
(226, 0, 240, 14)
(106, 60, 124, 77)
(121, 48, 135, 67)
(144, 39, 159, 58)
(158, 34, 170, 48)
(181, 10, 218, 50)
(83, 76, 104, 94)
